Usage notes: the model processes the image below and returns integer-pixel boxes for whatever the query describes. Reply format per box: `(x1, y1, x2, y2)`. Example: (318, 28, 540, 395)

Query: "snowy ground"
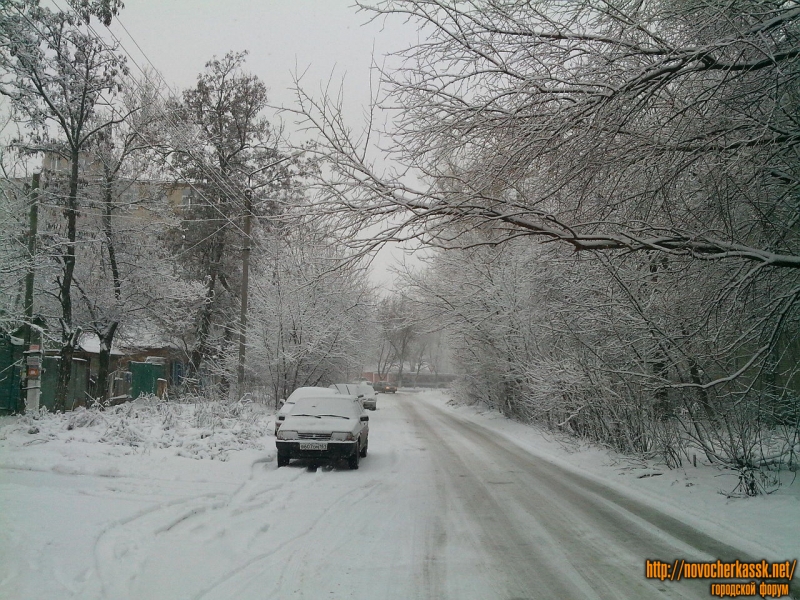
(0, 390, 797, 599)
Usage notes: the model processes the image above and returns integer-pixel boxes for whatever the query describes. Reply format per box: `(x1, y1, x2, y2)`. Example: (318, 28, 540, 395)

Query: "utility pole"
(23, 173, 40, 346)
(23, 173, 42, 413)
(236, 187, 253, 401)
(234, 153, 300, 401)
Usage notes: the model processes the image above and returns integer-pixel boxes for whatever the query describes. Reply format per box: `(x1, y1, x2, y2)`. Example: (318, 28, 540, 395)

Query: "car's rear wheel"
(348, 445, 360, 469)
(359, 437, 368, 458)
(277, 454, 289, 467)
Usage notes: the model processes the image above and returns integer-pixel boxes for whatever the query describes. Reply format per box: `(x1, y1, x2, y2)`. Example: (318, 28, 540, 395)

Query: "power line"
(103, 10, 285, 226)
(81, 1, 253, 209)
(76, 24, 252, 237)
(24, 0, 260, 241)
(5, 0, 300, 370)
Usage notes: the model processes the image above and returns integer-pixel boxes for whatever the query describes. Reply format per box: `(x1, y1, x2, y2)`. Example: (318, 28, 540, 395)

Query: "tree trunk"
(396, 358, 405, 388)
(102, 170, 122, 300)
(219, 323, 235, 398)
(188, 232, 225, 381)
(95, 321, 119, 405)
(54, 149, 80, 411)
(189, 284, 215, 380)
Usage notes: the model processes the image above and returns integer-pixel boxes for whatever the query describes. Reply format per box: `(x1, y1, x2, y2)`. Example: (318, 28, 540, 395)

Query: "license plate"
(299, 442, 327, 451)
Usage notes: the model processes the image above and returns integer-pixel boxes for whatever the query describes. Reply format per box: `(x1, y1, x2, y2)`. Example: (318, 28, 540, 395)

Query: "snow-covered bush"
(408, 235, 800, 488)
(3, 394, 272, 461)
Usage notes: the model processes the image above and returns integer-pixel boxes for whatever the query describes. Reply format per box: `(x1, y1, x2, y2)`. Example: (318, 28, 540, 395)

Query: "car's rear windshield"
(291, 397, 361, 418)
(287, 387, 340, 402)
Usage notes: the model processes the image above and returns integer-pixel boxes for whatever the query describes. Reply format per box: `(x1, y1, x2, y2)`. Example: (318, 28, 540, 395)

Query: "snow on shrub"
(1, 395, 273, 461)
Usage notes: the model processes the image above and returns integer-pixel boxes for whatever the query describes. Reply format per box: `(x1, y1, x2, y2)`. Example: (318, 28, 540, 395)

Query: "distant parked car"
(329, 383, 378, 410)
(275, 395, 369, 469)
(372, 381, 396, 394)
(275, 386, 341, 434)
(357, 384, 377, 410)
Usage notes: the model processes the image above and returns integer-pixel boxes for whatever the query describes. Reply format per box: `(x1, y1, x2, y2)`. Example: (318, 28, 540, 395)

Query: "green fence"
(39, 356, 89, 411)
(0, 334, 24, 414)
(2, 349, 168, 411)
(129, 361, 166, 399)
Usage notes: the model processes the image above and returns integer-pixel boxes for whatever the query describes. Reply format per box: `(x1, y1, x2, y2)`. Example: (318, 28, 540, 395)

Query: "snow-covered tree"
(408, 230, 799, 474)
(69, 74, 180, 403)
(166, 51, 308, 390)
(288, 0, 799, 476)
(0, 0, 128, 409)
(0, 157, 31, 335)
(376, 296, 419, 387)
(247, 227, 373, 405)
(296, 0, 800, 268)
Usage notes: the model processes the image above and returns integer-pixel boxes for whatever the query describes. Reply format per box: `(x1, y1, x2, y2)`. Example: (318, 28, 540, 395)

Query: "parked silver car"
(275, 395, 369, 469)
(329, 383, 378, 410)
(275, 386, 342, 434)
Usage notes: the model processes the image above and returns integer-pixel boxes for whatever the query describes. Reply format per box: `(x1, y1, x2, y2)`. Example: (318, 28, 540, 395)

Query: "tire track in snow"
(205, 395, 442, 600)
(92, 492, 229, 599)
(406, 396, 766, 599)
(191, 470, 384, 599)
(402, 397, 591, 599)
(90, 456, 303, 599)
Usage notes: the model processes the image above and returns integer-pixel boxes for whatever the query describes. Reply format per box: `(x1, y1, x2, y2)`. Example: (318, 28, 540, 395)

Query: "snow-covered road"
(1, 391, 796, 599)
(396, 395, 752, 599)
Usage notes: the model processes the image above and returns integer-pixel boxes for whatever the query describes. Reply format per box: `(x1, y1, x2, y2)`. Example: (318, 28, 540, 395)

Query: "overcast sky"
(107, 1, 416, 112)
(102, 1, 424, 287)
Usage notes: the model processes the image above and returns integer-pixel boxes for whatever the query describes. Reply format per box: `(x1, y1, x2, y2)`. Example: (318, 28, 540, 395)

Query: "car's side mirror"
(360, 415, 369, 422)
(278, 398, 285, 407)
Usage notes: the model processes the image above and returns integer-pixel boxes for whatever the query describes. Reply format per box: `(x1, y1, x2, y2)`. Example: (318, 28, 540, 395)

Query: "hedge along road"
(70, 391, 787, 600)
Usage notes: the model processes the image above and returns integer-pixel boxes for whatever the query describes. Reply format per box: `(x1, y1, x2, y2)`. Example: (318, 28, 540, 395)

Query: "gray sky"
(103, 1, 424, 288)
(107, 1, 415, 110)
